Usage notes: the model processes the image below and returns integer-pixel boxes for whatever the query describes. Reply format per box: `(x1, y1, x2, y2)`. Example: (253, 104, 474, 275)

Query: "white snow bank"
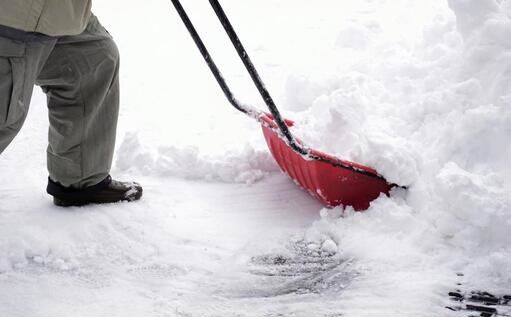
(285, 0, 510, 186)
(116, 132, 279, 184)
(295, 0, 511, 293)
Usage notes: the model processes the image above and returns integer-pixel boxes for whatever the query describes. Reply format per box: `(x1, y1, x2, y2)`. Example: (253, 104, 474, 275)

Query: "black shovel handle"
(171, 0, 308, 156)
(170, 0, 252, 117)
(208, 0, 307, 155)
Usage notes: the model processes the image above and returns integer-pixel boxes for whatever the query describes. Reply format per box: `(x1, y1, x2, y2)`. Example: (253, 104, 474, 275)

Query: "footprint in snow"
(228, 239, 358, 298)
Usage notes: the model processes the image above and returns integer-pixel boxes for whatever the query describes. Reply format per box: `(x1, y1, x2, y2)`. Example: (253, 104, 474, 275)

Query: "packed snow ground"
(1, 0, 510, 316)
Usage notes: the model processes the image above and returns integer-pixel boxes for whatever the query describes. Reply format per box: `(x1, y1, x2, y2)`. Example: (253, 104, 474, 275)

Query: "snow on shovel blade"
(260, 114, 394, 211)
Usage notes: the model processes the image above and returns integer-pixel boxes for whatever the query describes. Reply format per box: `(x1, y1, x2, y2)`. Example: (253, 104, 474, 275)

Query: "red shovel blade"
(260, 114, 393, 211)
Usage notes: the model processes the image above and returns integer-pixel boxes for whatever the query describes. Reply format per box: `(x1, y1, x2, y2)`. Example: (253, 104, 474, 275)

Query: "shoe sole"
(53, 190, 143, 207)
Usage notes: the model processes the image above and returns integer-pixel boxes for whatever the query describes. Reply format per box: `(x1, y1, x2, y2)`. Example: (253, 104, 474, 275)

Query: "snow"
(117, 132, 278, 184)
(1, 0, 510, 316)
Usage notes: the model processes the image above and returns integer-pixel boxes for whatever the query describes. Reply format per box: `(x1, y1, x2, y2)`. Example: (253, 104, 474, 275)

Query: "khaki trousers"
(0, 15, 119, 188)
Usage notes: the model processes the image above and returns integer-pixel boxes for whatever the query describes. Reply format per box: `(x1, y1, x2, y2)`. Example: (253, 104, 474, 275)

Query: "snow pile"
(294, 0, 511, 293)
(287, 0, 455, 186)
(116, 132, 278, 184)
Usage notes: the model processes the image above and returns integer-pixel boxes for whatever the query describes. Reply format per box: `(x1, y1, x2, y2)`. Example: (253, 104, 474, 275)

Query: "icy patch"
(116, 132, 279, 184)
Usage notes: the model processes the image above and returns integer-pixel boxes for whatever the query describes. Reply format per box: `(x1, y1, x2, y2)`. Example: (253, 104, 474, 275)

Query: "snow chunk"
(321, 239, 338, 255)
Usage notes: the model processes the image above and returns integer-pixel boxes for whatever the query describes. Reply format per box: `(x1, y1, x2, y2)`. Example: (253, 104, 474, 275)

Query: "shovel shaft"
(171, 0, 307, 155)
(170, 0, 254, 116)
(208, 0, 308, 155)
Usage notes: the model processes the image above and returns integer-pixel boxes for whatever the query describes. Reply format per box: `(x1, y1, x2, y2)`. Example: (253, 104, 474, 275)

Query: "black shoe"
(47, 175, 143, 207)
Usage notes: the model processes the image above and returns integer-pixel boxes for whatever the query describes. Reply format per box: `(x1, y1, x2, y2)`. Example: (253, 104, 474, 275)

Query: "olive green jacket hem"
(0, 0, 92, 36)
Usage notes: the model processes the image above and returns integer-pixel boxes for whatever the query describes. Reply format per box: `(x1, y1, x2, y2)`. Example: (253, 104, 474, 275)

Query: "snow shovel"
(171, 0, 397, 210)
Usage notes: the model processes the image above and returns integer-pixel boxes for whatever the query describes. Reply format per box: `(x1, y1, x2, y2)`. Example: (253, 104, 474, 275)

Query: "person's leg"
(36, 15, 120, 189)
(0, 26, 57, 154)
(37, 15, 142, 206)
